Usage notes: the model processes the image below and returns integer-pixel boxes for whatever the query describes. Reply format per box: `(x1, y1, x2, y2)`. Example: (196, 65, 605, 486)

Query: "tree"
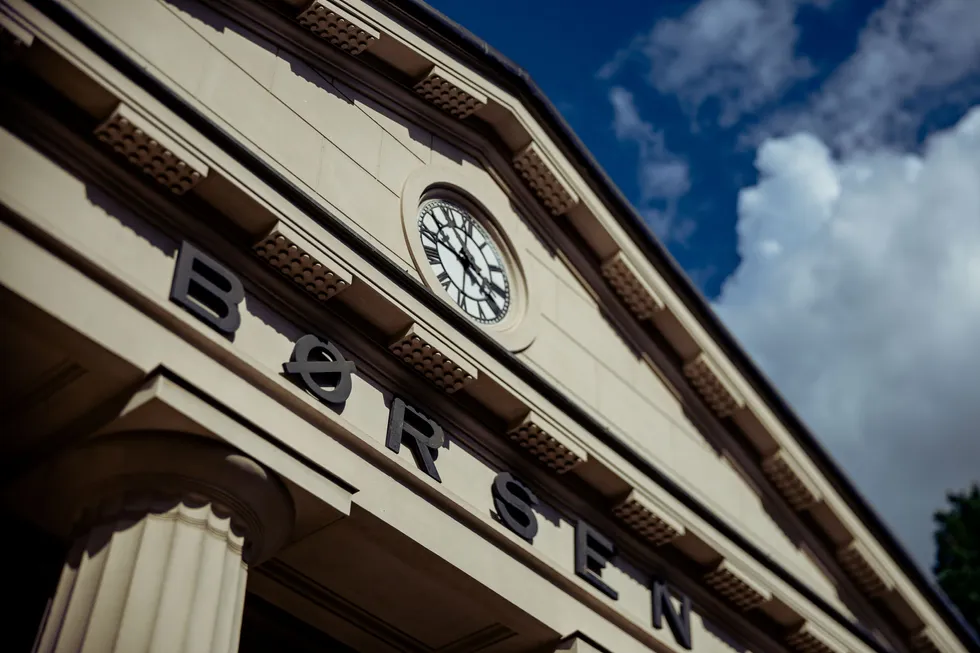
(933, 483, 980, 634)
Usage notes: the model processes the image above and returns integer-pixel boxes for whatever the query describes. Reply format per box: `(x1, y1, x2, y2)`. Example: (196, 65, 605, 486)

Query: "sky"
(425, 0, 980, 575)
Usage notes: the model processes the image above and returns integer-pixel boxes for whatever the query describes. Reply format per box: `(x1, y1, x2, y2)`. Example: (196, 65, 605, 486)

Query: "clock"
(416, 197, 511, 324)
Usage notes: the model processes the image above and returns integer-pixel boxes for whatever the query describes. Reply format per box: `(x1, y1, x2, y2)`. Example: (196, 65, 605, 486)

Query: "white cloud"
(749, 0, 980, 153)
(714, 106, 980, 570)
(601, 0, 816, 126)
(609, 87, 696, 243)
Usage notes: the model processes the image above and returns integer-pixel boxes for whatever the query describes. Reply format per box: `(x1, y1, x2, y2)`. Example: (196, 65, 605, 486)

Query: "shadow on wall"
(85, 184, 178, 258)
(162, 0, 433, 157)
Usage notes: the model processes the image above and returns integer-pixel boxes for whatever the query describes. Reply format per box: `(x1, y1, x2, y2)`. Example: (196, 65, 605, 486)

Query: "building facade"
(0, 1, 976, 652)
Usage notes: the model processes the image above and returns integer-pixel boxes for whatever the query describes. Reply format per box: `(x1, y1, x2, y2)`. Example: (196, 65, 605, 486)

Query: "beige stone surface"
(377, 129, 425, 194)
(521, 317, 599, 409)
(335, 78, 433, 163)
(197, 52, 325, 188)
(5, 0, 965, 646)
(316, 138, 416, 271)
(269, 52, 384, 177)
(163, 0, 280, 89)
(70, 0, 213, 94)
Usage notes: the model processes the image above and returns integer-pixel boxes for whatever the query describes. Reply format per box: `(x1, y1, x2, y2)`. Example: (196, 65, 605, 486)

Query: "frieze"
(169, 239, 695, 650)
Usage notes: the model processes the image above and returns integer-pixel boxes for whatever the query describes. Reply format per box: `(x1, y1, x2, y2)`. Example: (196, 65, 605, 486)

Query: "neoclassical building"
(0, 1, 976, 652)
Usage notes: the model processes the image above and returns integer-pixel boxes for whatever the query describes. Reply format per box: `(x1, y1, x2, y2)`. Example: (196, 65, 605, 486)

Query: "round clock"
(416, 197, 511, 324)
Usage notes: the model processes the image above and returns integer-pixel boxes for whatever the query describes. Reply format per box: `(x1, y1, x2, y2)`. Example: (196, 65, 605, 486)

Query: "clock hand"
(436, 232, 465, 263)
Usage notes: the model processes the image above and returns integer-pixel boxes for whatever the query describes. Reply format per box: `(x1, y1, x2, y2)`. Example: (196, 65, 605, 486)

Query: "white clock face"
(417, 198, 511, 324)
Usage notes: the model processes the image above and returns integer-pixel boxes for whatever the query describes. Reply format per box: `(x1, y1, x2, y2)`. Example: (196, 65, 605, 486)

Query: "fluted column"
(29, 433, 294, 653)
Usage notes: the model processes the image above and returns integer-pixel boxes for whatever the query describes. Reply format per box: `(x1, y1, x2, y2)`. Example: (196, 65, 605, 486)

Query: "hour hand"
(436, 233, 462, 260)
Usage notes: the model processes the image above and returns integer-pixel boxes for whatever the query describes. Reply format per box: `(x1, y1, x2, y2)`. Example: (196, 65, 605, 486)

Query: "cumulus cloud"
(749, 0, 980, 153)
(609, 87, 696, 243)
(600, 0, 816, 126)
(714, 107, 980, 569)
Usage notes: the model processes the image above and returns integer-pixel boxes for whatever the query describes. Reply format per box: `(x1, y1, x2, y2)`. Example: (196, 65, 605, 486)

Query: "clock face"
(417, 198, 511, 324)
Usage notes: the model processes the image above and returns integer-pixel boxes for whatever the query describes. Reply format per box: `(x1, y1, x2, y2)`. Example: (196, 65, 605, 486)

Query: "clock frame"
(400, 166, 541, 352)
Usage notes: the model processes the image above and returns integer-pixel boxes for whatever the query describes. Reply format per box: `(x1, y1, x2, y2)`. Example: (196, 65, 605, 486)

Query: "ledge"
(253, 221, 353, 302)
(612, 488, 684, 546)
(388, 322, 477, 393)
(94, 103, 208, 195)
(761, 449, 822, 512)
(1, 10, 34, 57)
(601, 251, 665, 320)
(837, 539, 895, 598)
(683, 352, 745, 419)
(703, 559, 772, 612)
(507, 411, 586, 474)
(296, 0, 380, 56)
(785, 622, 847, 653)
(414, 65, 487, 119)
(513, 141, 578, 216)
(911, 627, 943, 653)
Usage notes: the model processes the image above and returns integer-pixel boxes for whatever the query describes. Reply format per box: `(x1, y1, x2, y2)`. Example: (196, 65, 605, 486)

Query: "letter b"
(170, 241, 244, 336)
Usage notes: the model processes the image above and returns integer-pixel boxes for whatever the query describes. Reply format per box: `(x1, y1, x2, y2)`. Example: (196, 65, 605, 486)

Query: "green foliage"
(933, 483, 980, 634)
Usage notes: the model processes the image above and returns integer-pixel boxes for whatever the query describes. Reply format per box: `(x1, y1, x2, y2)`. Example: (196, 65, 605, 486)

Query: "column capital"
(28, 431, 294, 564)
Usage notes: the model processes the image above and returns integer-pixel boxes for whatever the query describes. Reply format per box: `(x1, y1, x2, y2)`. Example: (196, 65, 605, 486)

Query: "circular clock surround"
(400, 166, 540, 352)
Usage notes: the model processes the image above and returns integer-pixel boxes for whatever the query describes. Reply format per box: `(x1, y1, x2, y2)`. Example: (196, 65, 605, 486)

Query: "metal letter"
(652, 579, 692, 650)
(575, 520, 618, 600)
(283, 334, 356, 405)
(492, 472, 539, 543)
(170, 241, 244, 336)
(386, 397, 444, 483)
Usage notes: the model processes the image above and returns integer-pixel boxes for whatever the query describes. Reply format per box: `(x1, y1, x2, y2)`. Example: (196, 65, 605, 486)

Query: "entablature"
(1, 1, 973, 652)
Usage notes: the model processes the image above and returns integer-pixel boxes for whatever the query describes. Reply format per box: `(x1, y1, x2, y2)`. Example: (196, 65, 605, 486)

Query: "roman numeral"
(437, 271, 451, 288)
(434, 207, 449, 226)
(424, 244, 441, 265)
(489, 281, 507, 298)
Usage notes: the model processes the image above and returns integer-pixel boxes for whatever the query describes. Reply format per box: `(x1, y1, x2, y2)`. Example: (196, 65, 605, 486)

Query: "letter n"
(652, 579, 692, 650)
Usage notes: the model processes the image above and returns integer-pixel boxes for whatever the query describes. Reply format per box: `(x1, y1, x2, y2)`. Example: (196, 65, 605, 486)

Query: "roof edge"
(378, 0, 979, 646)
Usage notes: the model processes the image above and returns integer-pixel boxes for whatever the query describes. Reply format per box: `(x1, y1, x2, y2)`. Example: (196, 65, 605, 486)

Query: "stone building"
(0, 0, 976, 652)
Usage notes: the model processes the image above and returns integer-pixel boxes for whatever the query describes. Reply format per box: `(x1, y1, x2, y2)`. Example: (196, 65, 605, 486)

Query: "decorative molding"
(399, 165, 543, 353)
(513, 142, 578, 216)
(785, 623, 846, 653)
(253, 222, 352, 302)
(683, 352, 745, 419)
(761, 449, 822, 512)
(94, 103, 208, 195)
(256, 560, 515, 652)
(296, 0, 380, 56)
(389, 323, 477, 393)
(612, 489, 683, 546)
(506, 411, 585, 474)
(703, 560, 771, 612)
(837, 539, 894, 598)
(413, 65, 488, 119)
(910, 628, 943, 653)
(601, 251, 665, 320)
(1, 11, 35, 60)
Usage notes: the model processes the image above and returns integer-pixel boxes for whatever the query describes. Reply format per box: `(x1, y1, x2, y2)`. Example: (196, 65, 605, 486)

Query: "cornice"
(4, 1, 972, 651)
(0, 76, 855, 653)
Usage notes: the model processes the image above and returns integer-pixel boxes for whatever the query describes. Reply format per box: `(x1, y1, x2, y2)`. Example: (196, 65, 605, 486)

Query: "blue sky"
(427, 0, 980, 574)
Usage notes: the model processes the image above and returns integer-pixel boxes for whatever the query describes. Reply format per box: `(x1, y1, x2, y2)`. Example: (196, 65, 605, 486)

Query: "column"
(30, 432, 294, 653)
